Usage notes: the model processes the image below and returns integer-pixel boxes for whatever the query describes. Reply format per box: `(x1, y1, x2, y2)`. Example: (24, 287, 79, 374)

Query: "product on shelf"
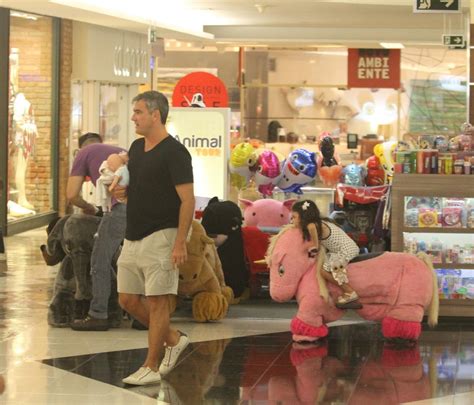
(441, 207, 462, 228)
(437, 269, 474, 300)
(419, 208, 438, 227)
(467, 208, 474, 228)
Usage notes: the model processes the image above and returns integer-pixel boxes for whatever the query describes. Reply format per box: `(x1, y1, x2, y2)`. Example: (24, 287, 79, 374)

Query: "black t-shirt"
(126, 135, 193, 241)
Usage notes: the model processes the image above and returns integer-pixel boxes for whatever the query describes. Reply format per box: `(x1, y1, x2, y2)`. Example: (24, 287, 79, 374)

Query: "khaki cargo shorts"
(117, 228, 178, 296)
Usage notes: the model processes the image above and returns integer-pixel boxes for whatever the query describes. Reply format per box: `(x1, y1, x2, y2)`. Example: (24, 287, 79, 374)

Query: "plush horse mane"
(266, 224, 295, 266)
(266, 225, 329, 302)
(416, 252, 439, 327)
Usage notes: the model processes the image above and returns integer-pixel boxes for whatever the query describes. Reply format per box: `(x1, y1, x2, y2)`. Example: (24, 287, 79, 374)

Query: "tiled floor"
(0, 227, 473, 404)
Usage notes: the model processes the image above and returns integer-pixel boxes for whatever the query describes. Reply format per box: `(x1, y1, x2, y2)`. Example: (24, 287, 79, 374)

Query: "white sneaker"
(122, 366, 161, 385)
(159, 332, 189, 376)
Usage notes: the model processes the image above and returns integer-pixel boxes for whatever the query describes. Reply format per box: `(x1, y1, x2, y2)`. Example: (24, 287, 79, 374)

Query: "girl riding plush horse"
(266, 226, 438, 342)
(291, 200, 361, 308)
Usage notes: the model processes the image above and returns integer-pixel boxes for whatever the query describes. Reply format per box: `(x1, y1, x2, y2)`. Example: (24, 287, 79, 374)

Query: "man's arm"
(172, 183, 195, 266)
(66, 176, 96, 215)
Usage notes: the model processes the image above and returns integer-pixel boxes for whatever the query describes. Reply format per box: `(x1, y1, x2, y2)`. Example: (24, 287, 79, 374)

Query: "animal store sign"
(168, 107, 230, 199)
(347, 49, 401, 89)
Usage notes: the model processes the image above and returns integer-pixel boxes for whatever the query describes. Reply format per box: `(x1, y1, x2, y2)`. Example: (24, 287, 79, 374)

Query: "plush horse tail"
(416, 252, 439, 327)
(315, 247, 329, 303)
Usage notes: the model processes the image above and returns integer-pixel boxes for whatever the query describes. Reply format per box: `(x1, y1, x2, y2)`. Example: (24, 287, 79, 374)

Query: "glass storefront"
(7, 11, 54, 223)
(99, 84, 121, 146)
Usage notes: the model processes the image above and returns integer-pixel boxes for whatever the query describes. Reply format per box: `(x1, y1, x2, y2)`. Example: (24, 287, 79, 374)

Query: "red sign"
(335, 184, 390, 206)
(172, 72, 228, 108)
(347, 49, 401, 89)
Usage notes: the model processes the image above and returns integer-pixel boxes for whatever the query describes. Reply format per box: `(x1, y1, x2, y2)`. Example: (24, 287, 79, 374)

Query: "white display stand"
(168, 107, 230, 200)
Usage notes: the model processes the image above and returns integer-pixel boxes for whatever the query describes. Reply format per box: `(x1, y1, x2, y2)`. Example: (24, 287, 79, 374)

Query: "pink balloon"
(254, 150, 282, 196)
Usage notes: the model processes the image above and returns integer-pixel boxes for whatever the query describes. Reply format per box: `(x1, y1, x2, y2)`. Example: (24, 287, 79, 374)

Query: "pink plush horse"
(266, 226, 439, 342)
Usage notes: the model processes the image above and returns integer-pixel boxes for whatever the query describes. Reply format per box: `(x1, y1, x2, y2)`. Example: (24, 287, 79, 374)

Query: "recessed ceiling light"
(11, 11, 38, 20)
(380, 42, 405, 49)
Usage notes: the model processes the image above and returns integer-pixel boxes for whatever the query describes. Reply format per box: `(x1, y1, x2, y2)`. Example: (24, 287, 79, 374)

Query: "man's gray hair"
(132, 91, 169, 125)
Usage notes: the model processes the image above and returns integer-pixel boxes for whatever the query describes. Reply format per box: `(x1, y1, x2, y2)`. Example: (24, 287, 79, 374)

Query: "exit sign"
(414, 0, 460, 13)
(442, 34, 465, 48)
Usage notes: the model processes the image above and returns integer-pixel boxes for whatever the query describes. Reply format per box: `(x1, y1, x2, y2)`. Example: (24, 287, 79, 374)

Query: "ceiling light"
(380, 42, 405, 49)
(255, 4, 269, 14)
(11, 11, 38, 20)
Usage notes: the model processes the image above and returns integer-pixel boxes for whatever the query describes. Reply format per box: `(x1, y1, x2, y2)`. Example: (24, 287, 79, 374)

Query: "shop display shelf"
(392, 174, 474, 317)
(402, 227, 474, 234)
(439, 299, 474, 317)
(433, 264, 474, 270)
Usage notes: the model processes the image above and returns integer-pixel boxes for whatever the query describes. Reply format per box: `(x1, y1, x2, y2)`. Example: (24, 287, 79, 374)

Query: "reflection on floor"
(43, 323, 474, 404)
(0, 227, 473, 404)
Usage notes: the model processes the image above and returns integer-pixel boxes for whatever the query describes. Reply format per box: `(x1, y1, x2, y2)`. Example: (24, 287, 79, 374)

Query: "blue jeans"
(89, 203, 126, 319)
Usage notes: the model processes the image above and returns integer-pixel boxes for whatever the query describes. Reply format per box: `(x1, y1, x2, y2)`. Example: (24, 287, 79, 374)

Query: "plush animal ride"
(239, 198, 295, 228)
(177, 221, 234, 322)
(267, 226, 439, 342)
(201, 197, 249, 300)
(40, 214, 122, 327)
(238, 198, 295, 296)
(265, 338, 430, 404)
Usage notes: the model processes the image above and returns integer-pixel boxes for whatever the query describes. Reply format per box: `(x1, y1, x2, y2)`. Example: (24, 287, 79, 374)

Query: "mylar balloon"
(277, 148, 317, 194)
(229, 142, 257, 189)
(365, 155, 385, 186)
(342, 163, 366, 186)
(319, 165, 343, 187)
(254, 150, 282, 196)
(317, 136, 342, 186)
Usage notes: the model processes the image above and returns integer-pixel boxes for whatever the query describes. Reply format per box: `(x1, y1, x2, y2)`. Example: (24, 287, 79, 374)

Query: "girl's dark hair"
(292, 200, 323, 241)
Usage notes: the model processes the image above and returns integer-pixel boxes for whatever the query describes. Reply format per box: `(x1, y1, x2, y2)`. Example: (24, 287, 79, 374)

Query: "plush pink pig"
(239, 198, 296, 227)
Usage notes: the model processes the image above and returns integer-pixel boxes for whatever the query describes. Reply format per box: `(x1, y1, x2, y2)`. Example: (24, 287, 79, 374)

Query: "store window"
(70, 81, 83, 162)
(99, 84, 120, 146)
(7, 11, 54, 222)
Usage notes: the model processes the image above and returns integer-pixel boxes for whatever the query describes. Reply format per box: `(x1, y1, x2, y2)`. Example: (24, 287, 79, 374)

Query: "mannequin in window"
(11, 92, 38, 211)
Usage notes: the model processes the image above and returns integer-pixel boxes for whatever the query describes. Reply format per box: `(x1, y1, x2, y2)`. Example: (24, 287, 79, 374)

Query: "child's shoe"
(335, 291, 362, 309)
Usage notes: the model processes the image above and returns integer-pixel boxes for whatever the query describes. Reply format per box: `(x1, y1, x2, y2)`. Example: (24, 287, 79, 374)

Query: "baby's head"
(107, 152, 129, 171)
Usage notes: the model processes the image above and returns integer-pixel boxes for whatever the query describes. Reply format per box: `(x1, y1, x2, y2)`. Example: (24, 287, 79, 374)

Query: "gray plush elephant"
(41, 214, 122, 327)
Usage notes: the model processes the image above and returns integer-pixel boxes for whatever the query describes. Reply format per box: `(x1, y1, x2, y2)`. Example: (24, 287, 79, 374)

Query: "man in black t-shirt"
(114, 91, 195, 386)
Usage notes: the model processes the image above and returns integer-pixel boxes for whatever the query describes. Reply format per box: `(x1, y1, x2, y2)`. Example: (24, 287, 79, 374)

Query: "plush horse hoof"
(292, 334, 320, 343)
(385, 337, 417, 349)
(291, 340, 324, 350)
(335, 300, 363, 310)
(290, 342, 328, 366)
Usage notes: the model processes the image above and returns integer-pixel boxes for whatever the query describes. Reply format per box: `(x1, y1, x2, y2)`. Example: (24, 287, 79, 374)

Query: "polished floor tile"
(40, 322, 474, 404)
(0, 227, 472, 404)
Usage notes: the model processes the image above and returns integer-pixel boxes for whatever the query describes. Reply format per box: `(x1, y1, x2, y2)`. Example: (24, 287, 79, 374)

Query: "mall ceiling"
(0, 0, 470, 48)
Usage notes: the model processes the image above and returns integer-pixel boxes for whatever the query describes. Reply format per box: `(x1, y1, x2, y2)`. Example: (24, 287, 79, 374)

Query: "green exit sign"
(414, 0, 460, 13)
(442, 35, 465, 48)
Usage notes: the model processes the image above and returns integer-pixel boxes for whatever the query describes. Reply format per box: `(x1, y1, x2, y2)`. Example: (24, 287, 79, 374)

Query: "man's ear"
(152, 109, 162, 123)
